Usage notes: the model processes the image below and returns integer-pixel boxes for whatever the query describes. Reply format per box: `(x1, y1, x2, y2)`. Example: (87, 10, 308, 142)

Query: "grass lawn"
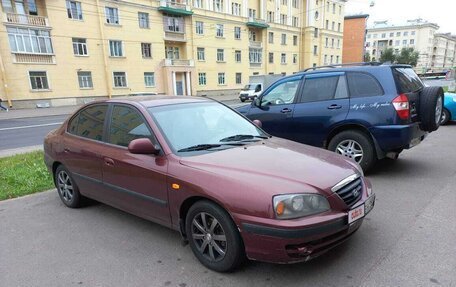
(0, 151, 54, 201)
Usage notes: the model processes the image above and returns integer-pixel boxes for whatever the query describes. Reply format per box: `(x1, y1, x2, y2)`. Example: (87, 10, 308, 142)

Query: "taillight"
(392, 94, 410, 120)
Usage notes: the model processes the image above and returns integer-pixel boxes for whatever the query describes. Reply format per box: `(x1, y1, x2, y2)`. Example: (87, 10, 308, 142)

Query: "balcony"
(246, 17, 269, 29)
(163, 59, 194, 67)
(4, 13, 49, 27)
(249, 41, 262, 48)
(12, 53, 55, 64)
(164, 31, 186, 42)
(158, 0, 193, 16)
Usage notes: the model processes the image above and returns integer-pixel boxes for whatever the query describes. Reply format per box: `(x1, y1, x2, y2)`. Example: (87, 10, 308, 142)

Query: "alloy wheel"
(57, 170, 74, 202)
(191, 212, 227, 262)
(335, 139, 364, 163)
(435, 96, 443, 124)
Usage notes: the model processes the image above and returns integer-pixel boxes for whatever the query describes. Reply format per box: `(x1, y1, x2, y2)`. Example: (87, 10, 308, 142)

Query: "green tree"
(379, 48, 396, 63)
(396, 48, 420, 66)
(363, 51, 371, 62)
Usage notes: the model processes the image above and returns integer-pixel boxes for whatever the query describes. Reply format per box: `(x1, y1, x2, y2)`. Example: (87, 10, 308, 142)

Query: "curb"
(0, 145, 43, 158)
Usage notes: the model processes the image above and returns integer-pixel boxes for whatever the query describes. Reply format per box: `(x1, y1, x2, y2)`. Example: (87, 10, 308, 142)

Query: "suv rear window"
(393, 67, 424, 93)
(347, 72, 384, 98)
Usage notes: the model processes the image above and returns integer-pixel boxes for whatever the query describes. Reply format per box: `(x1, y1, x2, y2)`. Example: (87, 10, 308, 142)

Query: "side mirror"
(253, 97, 261, 107)
(128, 138, 160, 155)
(252, 119, 262, 128)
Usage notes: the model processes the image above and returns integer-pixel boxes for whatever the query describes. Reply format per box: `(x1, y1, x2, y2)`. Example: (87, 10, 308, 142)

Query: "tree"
(379, 48, 396, 63)
(363, 51, 371, 62)
(396, 48, 420, 66)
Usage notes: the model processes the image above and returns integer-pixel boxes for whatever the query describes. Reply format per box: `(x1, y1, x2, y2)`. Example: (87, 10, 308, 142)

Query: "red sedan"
(44, 96, 375, 272)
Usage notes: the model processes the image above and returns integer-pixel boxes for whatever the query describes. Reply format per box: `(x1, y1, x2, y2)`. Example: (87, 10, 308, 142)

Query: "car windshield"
(148, 102, 267, 154)
(244, 84, 256, 90)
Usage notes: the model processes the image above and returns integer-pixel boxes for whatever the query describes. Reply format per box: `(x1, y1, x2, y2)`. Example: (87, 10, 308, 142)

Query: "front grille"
(334, 177, 363, 207)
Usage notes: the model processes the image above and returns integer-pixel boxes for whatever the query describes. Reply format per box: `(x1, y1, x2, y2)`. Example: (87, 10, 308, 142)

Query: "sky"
(345, 0, 455, 34)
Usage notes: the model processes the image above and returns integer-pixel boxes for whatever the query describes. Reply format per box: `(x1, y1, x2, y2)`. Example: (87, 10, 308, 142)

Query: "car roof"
(103, 95, 212, 108)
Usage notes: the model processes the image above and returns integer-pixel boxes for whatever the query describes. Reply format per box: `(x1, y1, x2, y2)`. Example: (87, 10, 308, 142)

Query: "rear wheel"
(54, 165, 83, 208)
(328, 130, 376, 172)
(440, 108, 450, 125)
(420, 86, 444, 132)
(185, 200, 244, 272)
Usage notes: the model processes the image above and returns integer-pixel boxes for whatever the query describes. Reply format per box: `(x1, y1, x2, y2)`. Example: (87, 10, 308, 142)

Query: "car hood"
(179, 137, 361, 196)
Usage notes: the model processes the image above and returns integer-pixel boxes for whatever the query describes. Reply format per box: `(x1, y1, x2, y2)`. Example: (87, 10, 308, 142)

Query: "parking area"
(0, 123, 455, 287)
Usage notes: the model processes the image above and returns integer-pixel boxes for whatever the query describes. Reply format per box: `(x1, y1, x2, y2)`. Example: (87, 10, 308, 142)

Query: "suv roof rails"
(302, 62, 383, 72)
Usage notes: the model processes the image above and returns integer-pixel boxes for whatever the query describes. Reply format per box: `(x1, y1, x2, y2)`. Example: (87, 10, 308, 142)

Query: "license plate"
(348, 204, 365, 224)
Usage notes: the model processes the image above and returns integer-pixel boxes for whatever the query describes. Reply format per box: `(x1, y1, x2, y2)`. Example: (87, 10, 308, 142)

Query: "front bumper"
(236, 180, 375, 264)
(239, 94, 255, 100)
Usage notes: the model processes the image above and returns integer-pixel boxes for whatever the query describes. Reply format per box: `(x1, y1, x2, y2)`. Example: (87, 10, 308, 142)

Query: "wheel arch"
(51, 161, 63, 184)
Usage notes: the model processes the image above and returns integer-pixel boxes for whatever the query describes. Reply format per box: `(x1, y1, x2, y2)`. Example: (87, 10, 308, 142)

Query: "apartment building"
(0, 0, 346, 108)
(432, 33, 456, 70)
(342, 14, 368, 63)
(364, 19, 439, 70)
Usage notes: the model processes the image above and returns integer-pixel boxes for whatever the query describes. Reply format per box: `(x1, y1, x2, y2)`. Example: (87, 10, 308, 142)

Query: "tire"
(420, 86, 444, 132)
(54, 165, 83, 208)
(440, 108, 450, 125)
(185, 200, 245, 272)
(240, 98, 246, 102)
(328, 130, 376, 172)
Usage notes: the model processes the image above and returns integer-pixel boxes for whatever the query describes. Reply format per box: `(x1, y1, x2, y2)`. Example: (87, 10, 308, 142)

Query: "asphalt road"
(1, 123, 456, 287)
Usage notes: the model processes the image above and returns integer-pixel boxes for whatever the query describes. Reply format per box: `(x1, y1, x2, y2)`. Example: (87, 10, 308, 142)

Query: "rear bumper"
(369, 123, 427, 152)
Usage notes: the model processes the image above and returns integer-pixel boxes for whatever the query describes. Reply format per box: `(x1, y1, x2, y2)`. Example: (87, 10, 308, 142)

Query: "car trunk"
(392, 67, 424, 123)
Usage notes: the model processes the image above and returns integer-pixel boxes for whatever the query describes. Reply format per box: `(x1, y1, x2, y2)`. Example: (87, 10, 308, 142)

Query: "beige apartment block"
(0, 0, 345, 108)
(432, 33, 456, 70)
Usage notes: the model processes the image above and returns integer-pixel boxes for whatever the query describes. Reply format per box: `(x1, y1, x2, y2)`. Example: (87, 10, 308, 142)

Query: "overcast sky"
(345, 0, 455, 34)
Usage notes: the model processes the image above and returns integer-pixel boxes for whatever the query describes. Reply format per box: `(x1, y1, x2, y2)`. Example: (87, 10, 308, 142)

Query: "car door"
(63, 104, 109, 199)
(290, 72, 350, 147)
(245, 76, 302, 139)
(101, 104, 170, 226)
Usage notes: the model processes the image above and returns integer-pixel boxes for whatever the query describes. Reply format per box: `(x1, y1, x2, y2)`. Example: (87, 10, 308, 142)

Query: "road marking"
(0, 122, 62, 131)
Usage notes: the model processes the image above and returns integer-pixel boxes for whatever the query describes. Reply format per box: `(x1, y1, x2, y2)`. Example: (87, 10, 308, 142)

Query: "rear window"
(347, 72, 384, 98)
(393, 67, 424, 93)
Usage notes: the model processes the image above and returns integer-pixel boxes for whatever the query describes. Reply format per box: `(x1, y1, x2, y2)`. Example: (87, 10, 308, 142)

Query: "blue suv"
(237, 64, 444, 171)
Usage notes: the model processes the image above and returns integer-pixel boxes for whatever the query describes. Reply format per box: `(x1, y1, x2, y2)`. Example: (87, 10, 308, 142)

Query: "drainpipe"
(95, 0, 112, 99)
(0, 50, 11, 107)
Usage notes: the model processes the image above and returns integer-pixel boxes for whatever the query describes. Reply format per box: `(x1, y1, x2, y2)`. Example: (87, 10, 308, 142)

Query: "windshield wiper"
(178, 143, 244, 152)
(219, 134, 269, 142)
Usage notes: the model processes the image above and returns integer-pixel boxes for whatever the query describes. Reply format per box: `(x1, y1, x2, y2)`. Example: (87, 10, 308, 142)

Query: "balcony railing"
(158, 0, 193, 16)
(249, 41, 262, 48)
(164, 31, 186, 42)
(12, 53, 55, 64)
(163, 59, 194, 67)
(4, 13, 48, 27)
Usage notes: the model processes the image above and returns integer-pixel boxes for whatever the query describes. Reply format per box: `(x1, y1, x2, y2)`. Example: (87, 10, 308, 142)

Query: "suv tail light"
(392, 94, 410, 120)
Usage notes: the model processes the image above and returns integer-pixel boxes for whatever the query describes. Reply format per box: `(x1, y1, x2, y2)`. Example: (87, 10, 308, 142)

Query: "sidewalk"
(0, 94, 240, 121)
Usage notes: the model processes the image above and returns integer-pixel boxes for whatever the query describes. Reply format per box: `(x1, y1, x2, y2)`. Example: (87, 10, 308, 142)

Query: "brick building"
(342, 14, 368, 63)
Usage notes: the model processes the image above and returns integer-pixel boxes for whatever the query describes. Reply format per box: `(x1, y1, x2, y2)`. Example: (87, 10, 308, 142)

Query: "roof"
(344, 14, 369, 20)
(105, 95, 211, 108)
(367, 18, 439, 31)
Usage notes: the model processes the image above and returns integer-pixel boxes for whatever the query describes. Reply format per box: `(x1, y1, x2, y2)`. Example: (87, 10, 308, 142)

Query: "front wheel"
(240, 98, 246, 102)
(185, 201, 245, 272)
(328, 130, 376, 172)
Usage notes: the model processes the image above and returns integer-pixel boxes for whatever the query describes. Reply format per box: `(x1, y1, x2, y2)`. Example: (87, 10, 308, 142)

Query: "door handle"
(280, 108, 292, 113)
(327, 104, 342, 110)
(104, 158, 115, 166)
(64, 148, 70, 153)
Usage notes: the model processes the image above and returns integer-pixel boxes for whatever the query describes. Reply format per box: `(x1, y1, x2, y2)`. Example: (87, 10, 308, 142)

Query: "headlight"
(273, 194, 330, 219)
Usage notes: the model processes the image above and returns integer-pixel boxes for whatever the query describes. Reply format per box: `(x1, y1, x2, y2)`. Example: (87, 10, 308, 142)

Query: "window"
(338, 23, 341, 32)
(367, 34, 371, 39)
(144, 72, 155, 87)
(141, 43, 152, 58)
(217, 48, 224, 62)
(347, 72, 383, 98)
(113, 72, 127, 87)
(396, 32, 401, 37)
(366, 42, 370, 47)
(248, 9, 256, 18)
(325, 37, 328, 47)
(269, 52, 274, 63)
(249, 48, 262, 64)
(105, 7, 119, 24)
(411, 31, 415, 36)
(326, 1, 329, 11)
(281, 33, 286, 45)
(216, 24, 224, 37)
(292, 0, 298, 8)
(280, 14, 286, 25)
(77, 71, 93, 88)
(332, 3, 335, 13)
(395, 40, 399, 46)
(7, 27, 53, 54)
(68, 105, 107, 141)
(331, 38, 334, 48)
(72, 38, 87, 56)
(213, 0, 223, 12)
(234, 27, 241, 39)
(195, 21, 204, 34)
(281, 0, 287, 5)
(198, 72, 206, 85)
(293, 35, 298, 46)
(164, 16, 183, 32)
(109, 106, 153, 147)
(267, 11, 274, 22)
(165, 46, 180, 59)
(393, 68, 423, 94)
(336, 55, 339, 63)
(235, 73, 242, 84)
(373, 34, 377, 39)
(268, 32, 274, 43)
(313, 45, 317, 55)
(404, 31, 408, 36)
(330, 55, 333, 63)
(197, 47, 205, 61)
(339, 5, 341, 14)
(218, 72, 225, 85)
(292, 54, 297, 64)
(314, 28, 318, 38)
(300, 76, 339, 102)
(332, 21, 335, 31)
(231, 2, 241, 15)
(235, 50, 241, 62)
(109, 40, 123, 57)
(337, 39, 340, 48)
(410, 39, 415, 45)
(324, 54, 327, 64)
(138, 12, 149, 28)
(261, 78, 300, 105)
(292, 17, 298, 27)
(326, 20, 329, 29)
(390, 32, 394, 37)
(29, 71, 49, 90)
(194, 0, 203, 8)
(281, 53, 286, 64)
(381, 33, 386, 38)
(249, 30, 256, 41)
(66, 0, 83, 20)
(403, 40, 407, 45)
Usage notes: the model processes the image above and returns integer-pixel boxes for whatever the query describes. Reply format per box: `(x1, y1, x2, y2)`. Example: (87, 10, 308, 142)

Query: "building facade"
(431, 33, 456, 70)
(364, 19, 439, 70)
(342, 14, 368, 63)
(0, 0, 346, 108)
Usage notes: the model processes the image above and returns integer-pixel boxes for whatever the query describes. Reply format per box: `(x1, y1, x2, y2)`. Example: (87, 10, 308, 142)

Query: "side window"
(300, 76, 339, 103)
(109, 105, 153, 147)
(261, 78, 300, 106)
(347, 72, 383, 98)
(334, 76, 349, 99)
(69, 105, 107, 141)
